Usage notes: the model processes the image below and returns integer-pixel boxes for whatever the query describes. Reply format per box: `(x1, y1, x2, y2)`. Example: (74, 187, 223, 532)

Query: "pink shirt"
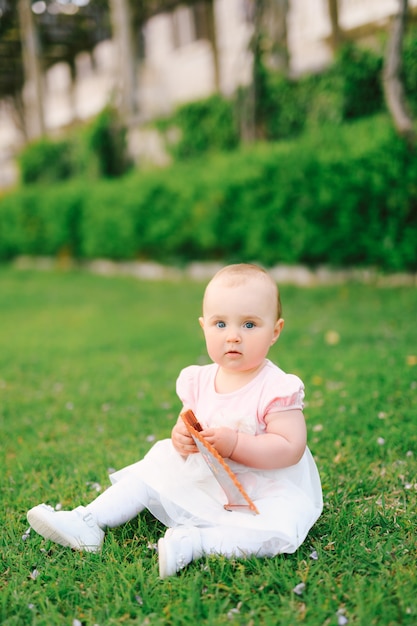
(176, 359, 304, 436)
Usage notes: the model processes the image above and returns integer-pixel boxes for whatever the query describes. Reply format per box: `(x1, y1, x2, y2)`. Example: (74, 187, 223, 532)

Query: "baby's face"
(199, 277, 283, 375)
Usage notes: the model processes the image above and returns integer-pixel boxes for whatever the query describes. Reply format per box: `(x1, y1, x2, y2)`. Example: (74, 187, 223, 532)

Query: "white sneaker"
(158, 526, 202, 578)
(27, 504, 104, 552)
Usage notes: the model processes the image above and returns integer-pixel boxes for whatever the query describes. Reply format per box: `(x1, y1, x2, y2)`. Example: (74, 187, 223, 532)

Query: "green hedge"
(1, 115, 416, 272)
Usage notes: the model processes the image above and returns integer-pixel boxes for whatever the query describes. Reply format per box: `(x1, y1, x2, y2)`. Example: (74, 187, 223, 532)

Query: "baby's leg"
(86, 473, 150, 528)
(27, 473, 150, 551)
(199, 526, 290, 558)
(158, 525, 288, 578)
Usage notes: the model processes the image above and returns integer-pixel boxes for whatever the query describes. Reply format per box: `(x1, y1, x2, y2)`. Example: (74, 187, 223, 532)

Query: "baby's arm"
(202, 409, 307, 469)
(171, 413, 199, 457)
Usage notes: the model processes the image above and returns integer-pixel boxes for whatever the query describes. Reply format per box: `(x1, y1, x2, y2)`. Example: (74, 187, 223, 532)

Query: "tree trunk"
(109, 0, 137, 122)
(206, 0, 220, 91)
(327, 0, 343, 53)
(239, 0, 261, 143)
(383, 0, 415, 143)
(239, 0, 290, 142)
(262, 0, 289, 73)
(18, 0, 45, 139)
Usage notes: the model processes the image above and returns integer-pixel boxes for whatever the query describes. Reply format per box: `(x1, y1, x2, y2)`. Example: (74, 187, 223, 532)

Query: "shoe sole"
(158, 537, 168, 578)
(158, 529, 183, 578)
(27, 508, 100, 552)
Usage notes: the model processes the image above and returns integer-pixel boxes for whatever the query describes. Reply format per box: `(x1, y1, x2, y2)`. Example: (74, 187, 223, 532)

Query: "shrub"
(85, 107, 132, 178)
(334, 43, 384, 120)
(257, 72, 308, 140)
(18, 138, 74, 185)
(156, 94, 239, 160)
(17, 107, 131, 186)
(299, 71, 345, 128)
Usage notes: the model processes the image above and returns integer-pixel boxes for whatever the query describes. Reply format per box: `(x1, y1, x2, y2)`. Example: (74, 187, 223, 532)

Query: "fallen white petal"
(30, 569, 40, 580)
(22, 528, 31, 541)
(293, 582, 306, 595)
(337, 608, 348, 625)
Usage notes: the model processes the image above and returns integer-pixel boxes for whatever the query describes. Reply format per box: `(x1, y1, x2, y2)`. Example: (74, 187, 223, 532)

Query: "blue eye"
(216, 321, 226, 328)
(244, 322, 255, 329)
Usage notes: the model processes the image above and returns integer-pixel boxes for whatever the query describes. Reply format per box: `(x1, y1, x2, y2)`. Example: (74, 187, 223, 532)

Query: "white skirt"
(110, 439, 323, 554)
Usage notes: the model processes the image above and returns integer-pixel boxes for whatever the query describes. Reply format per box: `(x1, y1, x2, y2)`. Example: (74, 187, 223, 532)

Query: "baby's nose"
(226, 327, 241, 342)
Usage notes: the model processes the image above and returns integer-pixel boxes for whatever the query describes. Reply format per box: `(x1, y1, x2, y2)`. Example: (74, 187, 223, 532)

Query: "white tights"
(85, 474, 277, 558)
(86, 474, 148, 529)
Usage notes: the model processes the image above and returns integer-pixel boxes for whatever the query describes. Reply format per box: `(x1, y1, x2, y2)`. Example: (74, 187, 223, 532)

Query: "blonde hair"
(205, 263, 282, 319)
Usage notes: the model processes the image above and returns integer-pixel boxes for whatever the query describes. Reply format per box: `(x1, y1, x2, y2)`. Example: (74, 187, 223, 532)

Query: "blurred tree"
(18, 0, 45, 138)
(0, 0, 26, 134)
(239, 0, 289, 142)
(261, 0, 289, 73)
(109, 0, 137, 119)
(327, 0, 343, 52)
(383, 0, 415, 143)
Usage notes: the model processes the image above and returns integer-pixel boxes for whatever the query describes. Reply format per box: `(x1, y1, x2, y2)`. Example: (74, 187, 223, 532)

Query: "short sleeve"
(264, 374, 305, 415)
(176, 365, 199, 408)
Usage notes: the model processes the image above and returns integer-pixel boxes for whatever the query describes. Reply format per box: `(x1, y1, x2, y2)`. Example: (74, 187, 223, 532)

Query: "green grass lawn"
(1, 267, 416, 625)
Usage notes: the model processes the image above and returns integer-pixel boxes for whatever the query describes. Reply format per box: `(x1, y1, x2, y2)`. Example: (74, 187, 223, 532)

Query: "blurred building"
(0, 0, 416, 187)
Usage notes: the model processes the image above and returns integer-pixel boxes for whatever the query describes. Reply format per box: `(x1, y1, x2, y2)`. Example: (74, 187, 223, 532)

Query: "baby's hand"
(202, 427, 238, 459)
(171, 415, 198, 457)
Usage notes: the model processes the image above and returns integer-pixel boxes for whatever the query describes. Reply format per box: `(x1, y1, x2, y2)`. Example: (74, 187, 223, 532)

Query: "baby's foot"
(158, 526, 202, 578)
(27, 504, 104, 552)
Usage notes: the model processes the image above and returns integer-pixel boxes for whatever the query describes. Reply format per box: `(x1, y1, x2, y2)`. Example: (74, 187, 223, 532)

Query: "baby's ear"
(198, 317, 205, 330)
(271, 318, 284, 344)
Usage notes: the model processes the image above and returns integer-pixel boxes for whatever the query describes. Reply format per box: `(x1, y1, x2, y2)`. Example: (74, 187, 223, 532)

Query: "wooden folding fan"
(181, 409, 259, 515)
